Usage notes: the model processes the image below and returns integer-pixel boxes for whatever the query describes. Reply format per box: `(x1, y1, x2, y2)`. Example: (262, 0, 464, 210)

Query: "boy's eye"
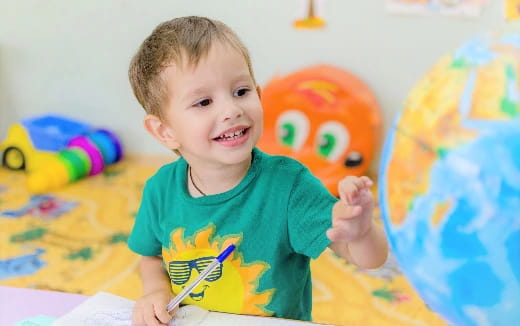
(234, 88, 249, 97)
(195, 99, 212, 107)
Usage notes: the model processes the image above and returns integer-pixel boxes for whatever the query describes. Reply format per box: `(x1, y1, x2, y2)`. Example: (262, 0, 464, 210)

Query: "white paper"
(51, 292, 135, 326)
(51, 292, 329, 326)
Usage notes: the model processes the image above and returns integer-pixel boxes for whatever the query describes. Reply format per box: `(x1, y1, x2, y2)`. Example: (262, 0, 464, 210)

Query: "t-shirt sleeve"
(287, 167, 337, 259)
(128, 180, 163, 256)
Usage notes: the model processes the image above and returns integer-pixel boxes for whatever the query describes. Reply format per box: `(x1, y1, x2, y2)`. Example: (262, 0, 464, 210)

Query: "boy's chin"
(214, 146, 254, 163)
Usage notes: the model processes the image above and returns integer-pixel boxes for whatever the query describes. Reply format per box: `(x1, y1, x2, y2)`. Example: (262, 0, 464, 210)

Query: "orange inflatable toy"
(257, 65, 382, 196)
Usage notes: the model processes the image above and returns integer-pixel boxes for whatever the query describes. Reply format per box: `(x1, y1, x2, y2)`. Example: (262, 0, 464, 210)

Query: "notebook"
(51, 292, 331, 326)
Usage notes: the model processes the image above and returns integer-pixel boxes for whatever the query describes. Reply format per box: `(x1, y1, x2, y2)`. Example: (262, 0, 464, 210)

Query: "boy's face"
(152, 42, 263, 168)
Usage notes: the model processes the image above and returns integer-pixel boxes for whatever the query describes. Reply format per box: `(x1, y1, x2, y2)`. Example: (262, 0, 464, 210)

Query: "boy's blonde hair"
(128, 16, 256, 119)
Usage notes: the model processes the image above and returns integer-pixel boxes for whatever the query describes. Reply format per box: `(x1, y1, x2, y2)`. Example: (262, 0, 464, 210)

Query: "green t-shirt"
(128, 148, 337, 321)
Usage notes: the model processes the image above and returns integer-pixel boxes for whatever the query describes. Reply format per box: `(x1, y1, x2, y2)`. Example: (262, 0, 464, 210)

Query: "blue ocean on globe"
(386, 122, 520, 326)
(379, 32, 520, 326)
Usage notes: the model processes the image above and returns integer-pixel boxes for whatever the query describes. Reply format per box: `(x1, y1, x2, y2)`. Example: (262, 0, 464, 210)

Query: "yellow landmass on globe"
(386, 49, 518, 225)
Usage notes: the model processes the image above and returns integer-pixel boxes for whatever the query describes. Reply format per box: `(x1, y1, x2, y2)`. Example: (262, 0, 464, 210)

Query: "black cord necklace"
(189, 166, 206, 196)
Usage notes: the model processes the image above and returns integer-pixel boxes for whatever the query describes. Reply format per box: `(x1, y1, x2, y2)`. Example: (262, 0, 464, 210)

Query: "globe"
(379, 31, 520, 326)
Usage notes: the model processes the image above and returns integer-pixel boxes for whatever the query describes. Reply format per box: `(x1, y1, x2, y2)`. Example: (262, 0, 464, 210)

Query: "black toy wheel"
(2, 146, 26, 170)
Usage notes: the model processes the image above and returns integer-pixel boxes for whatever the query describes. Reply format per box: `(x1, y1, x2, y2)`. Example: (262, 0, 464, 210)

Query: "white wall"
(0, 1, 517, 155)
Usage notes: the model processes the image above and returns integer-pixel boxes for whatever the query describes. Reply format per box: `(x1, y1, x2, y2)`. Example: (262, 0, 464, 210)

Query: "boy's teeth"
(219, 129, 245, 140)
(226, 130, 242, 137)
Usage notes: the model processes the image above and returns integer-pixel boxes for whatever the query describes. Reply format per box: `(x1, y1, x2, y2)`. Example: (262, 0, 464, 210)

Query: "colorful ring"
(59, 149, 90, 181)
(88, 131, 117, 165)
(67, 136, 104, 175)
(57, 153, 78, 182)
(96, 129, 123, 162)
(69, 147, 92, 177)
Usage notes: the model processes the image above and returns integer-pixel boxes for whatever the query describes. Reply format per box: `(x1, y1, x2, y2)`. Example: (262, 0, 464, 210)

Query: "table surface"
(0, 286, 87, 326)
(0, 286, 332, 326)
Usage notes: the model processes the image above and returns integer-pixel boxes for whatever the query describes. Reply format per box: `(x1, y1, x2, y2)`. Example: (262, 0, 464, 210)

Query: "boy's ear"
(256, 86, 262, 99)
(143, 114, 180, 150)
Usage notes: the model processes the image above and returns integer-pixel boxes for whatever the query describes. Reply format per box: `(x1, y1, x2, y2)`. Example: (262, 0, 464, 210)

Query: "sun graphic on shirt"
(161, 225, 275, 316)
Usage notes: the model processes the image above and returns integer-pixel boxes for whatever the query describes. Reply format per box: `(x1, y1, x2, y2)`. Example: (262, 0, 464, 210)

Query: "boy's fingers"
(327, 226, 354, 242)
(339, 206, 361, 220)
(326, 228, 342, 241)
(144, 306, 161, 326)
(328, 217, 367, 242)
(154, 304, 173, 324)
(326, 229, 338, 242)
(132, 307, 146, 326)
(333, 202, 362, 220)
(347, 176, 365, 189)
(360, 176, 373, 187)
(339, 183, 359, 203)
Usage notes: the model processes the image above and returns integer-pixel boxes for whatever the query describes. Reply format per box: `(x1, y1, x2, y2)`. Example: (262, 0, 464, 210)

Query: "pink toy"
(68, 136, 105, 176)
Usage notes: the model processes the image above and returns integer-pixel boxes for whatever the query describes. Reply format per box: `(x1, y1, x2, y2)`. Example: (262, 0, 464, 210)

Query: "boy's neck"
(187, 155, 252, 197)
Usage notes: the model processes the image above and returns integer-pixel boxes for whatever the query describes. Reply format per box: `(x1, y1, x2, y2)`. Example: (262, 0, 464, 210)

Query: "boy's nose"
(221, 100, 244, 121)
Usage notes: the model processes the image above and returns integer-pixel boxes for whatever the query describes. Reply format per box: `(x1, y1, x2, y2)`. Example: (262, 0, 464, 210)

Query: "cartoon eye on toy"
(315, 121, 349, 162)
(276, 110, 310, 151)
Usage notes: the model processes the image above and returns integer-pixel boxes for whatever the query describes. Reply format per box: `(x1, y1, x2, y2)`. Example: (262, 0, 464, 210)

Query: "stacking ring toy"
(68, 136, 104, 175)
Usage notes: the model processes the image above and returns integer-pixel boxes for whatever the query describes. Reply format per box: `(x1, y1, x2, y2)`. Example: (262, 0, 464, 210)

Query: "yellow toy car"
(1, 115, 92, 172)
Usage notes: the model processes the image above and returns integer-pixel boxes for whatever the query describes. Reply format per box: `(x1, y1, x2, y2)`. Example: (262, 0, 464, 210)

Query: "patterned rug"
(0, 155, 447, 326)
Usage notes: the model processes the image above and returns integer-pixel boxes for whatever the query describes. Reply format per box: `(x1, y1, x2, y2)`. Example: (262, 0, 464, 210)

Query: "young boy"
(127, 16, 388, 326)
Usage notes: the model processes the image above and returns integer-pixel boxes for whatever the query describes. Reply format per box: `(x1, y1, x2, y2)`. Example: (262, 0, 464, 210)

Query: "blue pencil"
(166, 244, 236, 312)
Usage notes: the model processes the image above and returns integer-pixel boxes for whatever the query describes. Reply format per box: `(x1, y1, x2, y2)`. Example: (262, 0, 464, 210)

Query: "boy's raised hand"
(327, 176, 375, 243)
(132, 288, 175, 326)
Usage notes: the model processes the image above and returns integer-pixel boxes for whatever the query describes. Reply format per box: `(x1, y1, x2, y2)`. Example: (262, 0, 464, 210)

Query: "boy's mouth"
(213, 127, 250, 141)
